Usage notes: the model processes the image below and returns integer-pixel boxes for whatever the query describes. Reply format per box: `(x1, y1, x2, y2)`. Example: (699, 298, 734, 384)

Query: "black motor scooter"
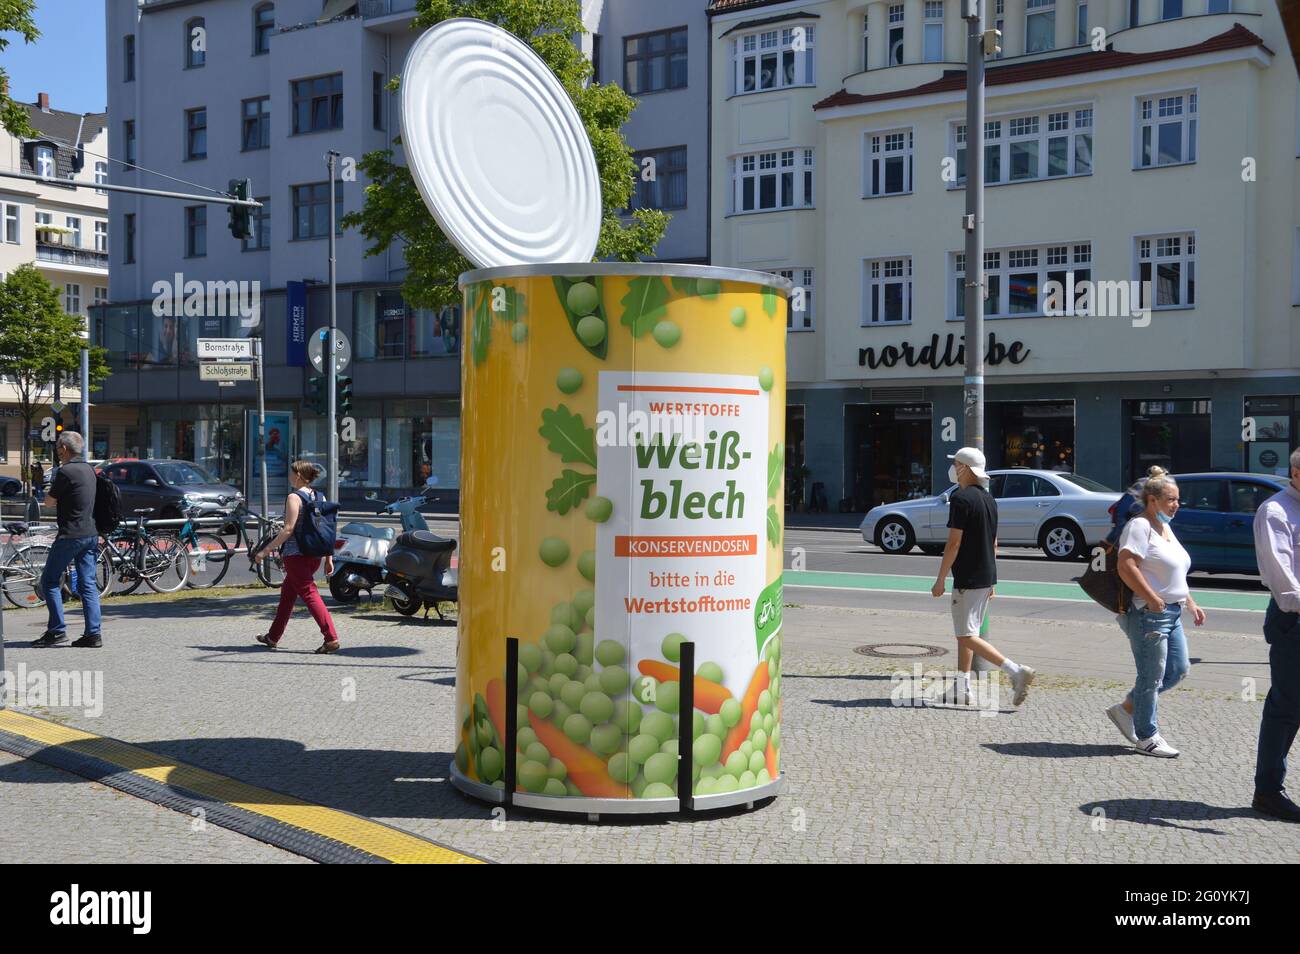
(382, 526, 459, 619)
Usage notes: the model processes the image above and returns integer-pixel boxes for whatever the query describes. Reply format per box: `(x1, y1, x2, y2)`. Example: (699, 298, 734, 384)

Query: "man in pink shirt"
(1252, 447, 1300, 822)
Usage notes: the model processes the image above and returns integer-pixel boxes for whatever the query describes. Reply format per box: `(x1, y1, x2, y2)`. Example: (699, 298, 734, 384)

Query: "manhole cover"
(854, 643, 948, 659)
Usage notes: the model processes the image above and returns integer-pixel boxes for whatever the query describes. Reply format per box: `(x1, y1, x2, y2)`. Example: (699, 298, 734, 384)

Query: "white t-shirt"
(1119, 515, 1191, 607)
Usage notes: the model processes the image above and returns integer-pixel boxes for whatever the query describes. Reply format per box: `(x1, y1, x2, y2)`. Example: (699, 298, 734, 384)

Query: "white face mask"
(948, 464, 960, 484)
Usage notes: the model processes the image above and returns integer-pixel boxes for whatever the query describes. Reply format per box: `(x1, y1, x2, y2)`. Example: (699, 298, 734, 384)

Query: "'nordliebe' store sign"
(858, 332, 1030, 371)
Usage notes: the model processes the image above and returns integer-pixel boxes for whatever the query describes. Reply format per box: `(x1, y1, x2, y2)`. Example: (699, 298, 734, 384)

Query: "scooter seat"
(397, 530, 456, 553)
(341, 523, 395, 540)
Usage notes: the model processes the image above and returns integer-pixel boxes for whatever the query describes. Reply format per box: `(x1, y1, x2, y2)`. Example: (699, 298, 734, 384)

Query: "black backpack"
(293, 489, 339, 557)
(93, 470, 123, 536)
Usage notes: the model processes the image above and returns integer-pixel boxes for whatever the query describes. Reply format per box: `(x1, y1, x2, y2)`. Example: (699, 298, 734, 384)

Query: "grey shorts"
(951, 587, 992, 637)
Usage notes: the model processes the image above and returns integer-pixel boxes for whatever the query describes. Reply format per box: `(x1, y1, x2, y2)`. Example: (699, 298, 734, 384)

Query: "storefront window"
(355, 289, 407, 360)
(988, 401, 1075, 472)
(339, 417, 382, 488)
(384, 417, 412, 487)
(786, 406, 808, 509)
(410, 305, 461, 357)
(1128, 399, 1211, 480)
(1243, 396, 1296, 476)
(100, 304, 142, 368)
(845, 403, 932, 510)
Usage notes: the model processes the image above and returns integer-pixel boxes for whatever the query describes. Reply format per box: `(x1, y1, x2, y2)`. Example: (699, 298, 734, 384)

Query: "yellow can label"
(455, 271, 786, 802)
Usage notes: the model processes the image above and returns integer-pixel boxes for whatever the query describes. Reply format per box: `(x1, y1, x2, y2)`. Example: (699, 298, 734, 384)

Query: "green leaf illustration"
(552, 276, 608, 360)
(767, 443, 784, 500)
(539, 404, 597, 468)
(766, 504, 781, 548)
(545, 469, 597, 515)
(670, 276, 698, 297)
(621, 275, 669, 338)
(471, 283, 492, 366)
(762, 287, 778, 318)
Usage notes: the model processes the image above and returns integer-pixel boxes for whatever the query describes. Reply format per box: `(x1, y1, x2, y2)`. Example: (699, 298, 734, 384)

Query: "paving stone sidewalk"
(0, 594, 1294, 863)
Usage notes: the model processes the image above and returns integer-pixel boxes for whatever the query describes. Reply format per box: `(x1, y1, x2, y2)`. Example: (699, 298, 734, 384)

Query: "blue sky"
(4, 0, 106, 115)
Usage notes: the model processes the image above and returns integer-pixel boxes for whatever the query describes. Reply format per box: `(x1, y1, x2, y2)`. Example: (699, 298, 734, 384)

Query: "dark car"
(0, 476, 20, 496)
(100, 459, 244, 521)
(1110, 471, 1288, 575)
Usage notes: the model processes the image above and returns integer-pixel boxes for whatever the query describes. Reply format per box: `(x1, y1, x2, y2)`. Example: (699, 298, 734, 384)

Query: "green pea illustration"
(572, 589, 596, 614)
(519, 642, 543, 673)
(652, 320, 681, 348)
(539, 537, 569, 567)
(628, 733, 659, 765)
(643, 752, 676, 786)
(661, 633, 686, 663)
(529, 691, 554, 719)
(642, 782, 675, 799)
(560, 680, 586, 710)
(641, 710, 675, 744)
(554, 652, 578, 677)
(655, 680, 680, 714)
(580, 691, 615, 724)
(589, 722, 623, 755)
(693, 733, 721, 767)
(748, 750, 767, 775)
(511, 322, 528, 343)
(543, 778, 567, 797)
(577, 549, 596, 582)
(575, 314, 607, 347)
(758, 366, 774, 392)
(524, 741, 550, 764)
(519, 760, 549, 793)
(595, 639, 625, 667)
(567, 281, 599, 316)
(613, 700, 642, 734)
(556, 367, 584, 394)
(738, 770, 757, 790)
(730, 306, 747, 327)
(544, 623, 576, 655)
(563, 712, 592, 744)
(697, 661, 724, 684)
(585, 495, 613, 523)
(607, 752, 637, 784)
(598, 664, 629, 696)
(478, 746, 502, 783)
(696, 278, 722, 298)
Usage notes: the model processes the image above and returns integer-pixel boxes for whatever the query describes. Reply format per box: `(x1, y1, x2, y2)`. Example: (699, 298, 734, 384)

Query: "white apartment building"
(0, 95, 132, 477)
(710, 0, 1300, 512)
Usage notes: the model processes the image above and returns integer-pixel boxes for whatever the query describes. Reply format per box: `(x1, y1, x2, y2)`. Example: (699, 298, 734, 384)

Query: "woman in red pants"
(251, 460, 340, 654)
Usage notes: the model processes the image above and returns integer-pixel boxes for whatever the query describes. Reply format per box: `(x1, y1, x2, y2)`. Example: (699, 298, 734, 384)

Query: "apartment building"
(709, 0, 1300, 511)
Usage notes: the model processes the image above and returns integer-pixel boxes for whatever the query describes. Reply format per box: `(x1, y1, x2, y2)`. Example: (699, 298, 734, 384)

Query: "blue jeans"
(1255, 600, 1300, 795)
(40, 535, 101, 637)
(1121, 603, 1189, 740)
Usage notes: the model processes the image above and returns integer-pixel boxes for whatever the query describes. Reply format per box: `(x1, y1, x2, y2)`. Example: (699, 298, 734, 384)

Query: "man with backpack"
(33, 432, 104, 648)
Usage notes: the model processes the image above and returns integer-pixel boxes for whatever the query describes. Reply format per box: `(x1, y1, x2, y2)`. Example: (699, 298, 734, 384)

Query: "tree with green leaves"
(0, 0, 39, 138)
(342, 0, 668, 311)
(0, 265, 110, 489)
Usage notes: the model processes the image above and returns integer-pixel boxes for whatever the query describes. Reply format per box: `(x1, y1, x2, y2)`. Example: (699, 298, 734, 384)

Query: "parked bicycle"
(92, 508, 191, 595)
(0, 520, 57, 608)
(152, 505, 234, 590)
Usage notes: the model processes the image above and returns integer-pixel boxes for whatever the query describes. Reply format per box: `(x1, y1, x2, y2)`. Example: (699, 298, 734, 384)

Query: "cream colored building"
(0, 94, 117, 478)
(710, 0, 1300, 511)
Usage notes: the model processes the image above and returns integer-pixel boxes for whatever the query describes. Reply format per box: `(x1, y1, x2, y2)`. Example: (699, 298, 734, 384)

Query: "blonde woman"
(1107, 473, 1205, 757)
(251, 461, 340, 654)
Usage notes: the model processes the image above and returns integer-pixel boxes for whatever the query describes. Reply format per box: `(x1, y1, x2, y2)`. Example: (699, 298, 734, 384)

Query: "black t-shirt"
(947, 484, 998, 589)
(51, 461, 98, 540)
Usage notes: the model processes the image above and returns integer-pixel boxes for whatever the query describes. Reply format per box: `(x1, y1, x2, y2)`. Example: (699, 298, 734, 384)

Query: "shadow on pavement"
(983, 741, 1130, 758)
(783, 673, 892, 681)
(811, 697, 898, 708)
(1078, 798, 1260, 835)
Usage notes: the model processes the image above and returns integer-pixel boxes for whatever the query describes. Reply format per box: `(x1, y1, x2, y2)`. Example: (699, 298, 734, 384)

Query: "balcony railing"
(360, 0, 418, 17)
(36, 242, 109, 269)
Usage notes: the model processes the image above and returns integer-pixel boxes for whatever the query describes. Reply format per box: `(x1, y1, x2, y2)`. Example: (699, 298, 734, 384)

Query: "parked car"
(1112, 472, 1288, 575)
(99, 459, 243, 522)
(860, 469, 1120, 561)
(0, 476, 21, 496)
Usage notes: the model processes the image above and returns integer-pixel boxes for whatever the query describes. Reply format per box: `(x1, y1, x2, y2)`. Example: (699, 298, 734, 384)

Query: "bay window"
(732, 24, 815, 94)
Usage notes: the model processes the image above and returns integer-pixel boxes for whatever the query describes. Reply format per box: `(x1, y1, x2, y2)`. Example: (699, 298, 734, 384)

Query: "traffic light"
(227, 178, 254, 240)
(336, 375, 353, 417)
(306, 375, 325, 415)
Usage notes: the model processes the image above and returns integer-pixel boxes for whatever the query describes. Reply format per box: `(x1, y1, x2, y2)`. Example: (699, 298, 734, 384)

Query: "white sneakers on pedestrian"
(932, 680, 975, 707)
(1106, 703, 1138, 744)
(1009, 666, 1035, 706)
(1134, 733, 1179, 758)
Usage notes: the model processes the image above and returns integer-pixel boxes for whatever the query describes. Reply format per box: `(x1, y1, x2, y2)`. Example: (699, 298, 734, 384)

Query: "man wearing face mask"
(1251, 447, 1300, 821)
(931, 447, 1035, 707)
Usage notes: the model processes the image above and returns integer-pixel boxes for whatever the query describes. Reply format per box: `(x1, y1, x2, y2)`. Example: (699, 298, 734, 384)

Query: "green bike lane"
(783, 570, 1270, 613)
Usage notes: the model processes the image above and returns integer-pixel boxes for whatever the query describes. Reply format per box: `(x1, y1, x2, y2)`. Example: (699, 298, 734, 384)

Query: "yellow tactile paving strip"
(0, 709, 483, 864)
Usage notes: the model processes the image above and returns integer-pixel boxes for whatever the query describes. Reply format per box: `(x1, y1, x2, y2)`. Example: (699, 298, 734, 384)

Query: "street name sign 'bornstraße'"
(196, 338, 254, 361)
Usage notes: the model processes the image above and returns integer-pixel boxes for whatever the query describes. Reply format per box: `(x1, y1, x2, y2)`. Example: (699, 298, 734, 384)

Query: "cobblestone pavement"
(0, 593, 1295, 863)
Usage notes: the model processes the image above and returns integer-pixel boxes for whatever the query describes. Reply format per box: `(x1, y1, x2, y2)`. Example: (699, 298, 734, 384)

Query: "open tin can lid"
(400, 18, 602, 269)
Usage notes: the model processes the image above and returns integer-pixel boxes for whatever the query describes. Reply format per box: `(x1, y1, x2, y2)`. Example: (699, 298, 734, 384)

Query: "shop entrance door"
(1127, 399, 1211, 482)
(845, 404, 932, 511)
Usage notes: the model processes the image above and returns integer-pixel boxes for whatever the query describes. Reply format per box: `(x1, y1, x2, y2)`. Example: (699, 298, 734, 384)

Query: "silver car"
(859, 469, 1120, 561)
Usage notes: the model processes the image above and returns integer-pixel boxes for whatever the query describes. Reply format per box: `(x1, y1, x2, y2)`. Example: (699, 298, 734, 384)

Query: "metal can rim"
(458, 261, 794, 292)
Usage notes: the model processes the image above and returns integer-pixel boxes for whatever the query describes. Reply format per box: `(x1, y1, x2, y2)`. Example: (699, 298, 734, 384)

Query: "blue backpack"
(293, 489, 340, 557)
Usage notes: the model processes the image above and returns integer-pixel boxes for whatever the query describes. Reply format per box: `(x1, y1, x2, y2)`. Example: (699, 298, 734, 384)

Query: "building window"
(243, 197, 270, 252)
(954, 242, 1092, 317)
(34, 145, 54, 178)
(624, 27, 688, 94)
(242, 97, 270, 151)
(777, 268, 814, 331)
(292, 73, 344, 134)
(1026, 0, 1055, 52)
(866, 129, 913, 197)
(65, 283, 81, 315)
(185, 205, 206, 258)
(124, 35, 135, 82)
(185, 107, 207, 160)
(292, 182, 343, 240)
(95, 220, 108, 253)
(124, 120, 136, 166)
(1137, 233, 1195, 309)
(1077, 1, 1087, 44)
(253, 3, 274, 55)
(992, 0, 1005, 59)
(1207, 0, 1230, 11)
(95, 161, 108, 194)
(94, 286, 107, 308)
(1129, 0, 1140, 26)
(65, 216, 81, 247)
(4, 204, 18, 243)
(888, 5, 904, 65)
(124, 213, 136, 264)
(185, 17, 205, 69)
(1161, 0, 1182, 19)
(372, 72, 384, 130)
(954, 105, 1092, 185)
(862, 15, 870, 70)
(1137, 91, 1196, 168)
(733, 24, 815, 93)
(924, 1, 944, 62)
(864, 258, 912, 325)
(630, 146, 687, 211)
(731, 148, 814, 213)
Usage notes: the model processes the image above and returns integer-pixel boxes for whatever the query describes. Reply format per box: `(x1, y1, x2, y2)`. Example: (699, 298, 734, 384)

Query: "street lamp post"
(326, 151, 340, 503)
(962, 0, 992, 452)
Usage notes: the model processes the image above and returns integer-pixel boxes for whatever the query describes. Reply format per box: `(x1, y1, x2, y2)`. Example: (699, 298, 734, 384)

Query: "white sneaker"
(1106, 703, 1138, 744)
(1010, 666, 1035, 706)
(1134, 733, 1179, 758)
(931, 680, 975, 707)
